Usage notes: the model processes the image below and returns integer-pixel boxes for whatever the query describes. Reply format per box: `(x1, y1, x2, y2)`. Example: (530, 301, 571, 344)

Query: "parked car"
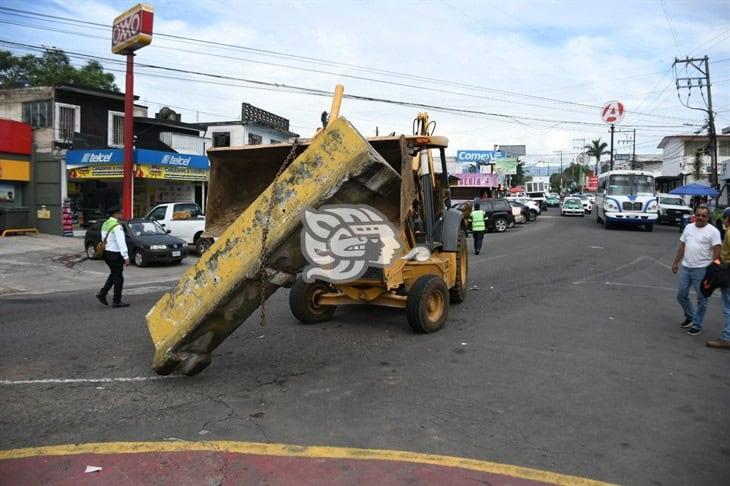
(656, 194, 692, 226)
(145, 202, 211, 254)
(507, 196, 541, 216)
(85, 219, 188, 267)
(527, 191, 548, 211)
(545, 195, 560, 207)
(452, 198, 515, 233)
(561, 197, 585, 217)
(509, 200, 536, 222)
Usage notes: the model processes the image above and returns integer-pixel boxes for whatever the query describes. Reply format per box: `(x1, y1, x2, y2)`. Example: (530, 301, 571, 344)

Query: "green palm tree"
(584, 139, 610, 173)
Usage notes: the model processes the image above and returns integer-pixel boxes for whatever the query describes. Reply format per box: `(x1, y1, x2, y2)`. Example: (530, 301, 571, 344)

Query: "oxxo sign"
(112, 4, 154, 54)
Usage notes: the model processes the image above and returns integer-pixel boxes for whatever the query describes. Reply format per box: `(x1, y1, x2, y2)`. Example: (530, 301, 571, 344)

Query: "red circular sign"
(601, 101, 625, 124)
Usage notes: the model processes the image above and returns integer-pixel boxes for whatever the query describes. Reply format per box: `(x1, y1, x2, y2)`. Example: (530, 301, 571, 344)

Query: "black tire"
(133, 249, 147, 267)
(644, 224, 654, 232)
(289, 277, 336, 324)
(493, 217, 508, 233)
(603, 217, 612, 230)
(196, 237, 213, 255)
(581, 213, 585, 217)
(85, 242, 97, 259)
(528, 210, 537, 222)
(406, 275, 449, 334)
(449, 230, 468, 304)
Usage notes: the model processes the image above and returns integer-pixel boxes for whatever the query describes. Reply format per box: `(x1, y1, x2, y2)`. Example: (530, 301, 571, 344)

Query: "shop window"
(108, 111, 124, 147)
(248, 133, 262, 145)
(54, 102, 80, 142)
(22, 100, 52, 128)
(212, 132, 230, 148)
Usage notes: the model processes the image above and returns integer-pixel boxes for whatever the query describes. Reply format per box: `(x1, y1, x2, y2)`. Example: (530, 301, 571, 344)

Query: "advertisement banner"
(66, 149, 209, 170)
(452, 173, 499, 187)
(494, 157, 518, 176)
(586, 176, 598, 192)
(68, 164, 207, 181)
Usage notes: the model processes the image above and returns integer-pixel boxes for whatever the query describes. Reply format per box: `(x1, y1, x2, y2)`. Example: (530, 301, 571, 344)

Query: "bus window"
(635, 175, 654, 195)
(608, 175, 631, 195)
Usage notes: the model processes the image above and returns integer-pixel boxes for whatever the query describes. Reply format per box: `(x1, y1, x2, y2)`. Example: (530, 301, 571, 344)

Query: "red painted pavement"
(0, 451, 553, 485)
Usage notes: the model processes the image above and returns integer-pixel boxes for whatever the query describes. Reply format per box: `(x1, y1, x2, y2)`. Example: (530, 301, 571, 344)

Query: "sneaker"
(112, 302, 130, 308)
(95, 293, 108, 306)
(706, 338, 730, 349)
(679, 317, 693, 328)
(687, 327, 702, 336)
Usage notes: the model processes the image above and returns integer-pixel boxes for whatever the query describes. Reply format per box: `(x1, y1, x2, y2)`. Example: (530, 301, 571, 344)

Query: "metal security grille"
(57, 106, 75, 141)
(622, 202, 642, 211)
(112, 114, 124, 146)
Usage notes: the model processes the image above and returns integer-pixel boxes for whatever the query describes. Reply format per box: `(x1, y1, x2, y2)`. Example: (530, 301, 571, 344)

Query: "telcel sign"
(112, 4, 154, 55)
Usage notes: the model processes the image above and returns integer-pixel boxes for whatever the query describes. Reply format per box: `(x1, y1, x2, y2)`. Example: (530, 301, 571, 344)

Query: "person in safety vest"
(96, 207, 130, 308)
(470, 202, 487, 255)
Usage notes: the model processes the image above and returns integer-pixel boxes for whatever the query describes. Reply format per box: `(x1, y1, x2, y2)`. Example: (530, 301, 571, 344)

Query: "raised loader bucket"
(146, 117, 402, 375)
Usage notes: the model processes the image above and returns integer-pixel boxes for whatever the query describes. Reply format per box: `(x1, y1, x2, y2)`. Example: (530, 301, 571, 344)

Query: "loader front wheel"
(289, 278, 336, 324)
(407, 275, 449, 334)
(449, 229, 468, 304)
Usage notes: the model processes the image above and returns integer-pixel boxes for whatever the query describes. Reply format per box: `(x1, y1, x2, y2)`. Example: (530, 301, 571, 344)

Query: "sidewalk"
(0, 234, 194, 296)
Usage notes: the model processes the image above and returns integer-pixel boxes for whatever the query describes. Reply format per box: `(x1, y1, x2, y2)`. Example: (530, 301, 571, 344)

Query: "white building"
(657, 134, 730, 183)
(203, 103, 298, 148)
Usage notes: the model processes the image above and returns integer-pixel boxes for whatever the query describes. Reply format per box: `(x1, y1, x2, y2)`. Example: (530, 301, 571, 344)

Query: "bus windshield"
(607, 174, 655, 196)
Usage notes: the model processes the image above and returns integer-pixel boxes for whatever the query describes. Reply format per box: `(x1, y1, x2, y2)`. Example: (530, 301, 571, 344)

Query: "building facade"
(203, 103, 299, 148)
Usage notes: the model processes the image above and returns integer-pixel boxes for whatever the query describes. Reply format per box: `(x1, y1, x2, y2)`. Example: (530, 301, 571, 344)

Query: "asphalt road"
(1, 212, 729, 485)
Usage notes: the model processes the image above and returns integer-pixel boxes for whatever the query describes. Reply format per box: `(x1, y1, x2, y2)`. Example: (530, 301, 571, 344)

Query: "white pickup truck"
(144, 202, 210, 254)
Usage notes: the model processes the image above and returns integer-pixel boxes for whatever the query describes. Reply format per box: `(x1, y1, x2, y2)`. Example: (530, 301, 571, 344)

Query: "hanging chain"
(258, 138, 300, 326)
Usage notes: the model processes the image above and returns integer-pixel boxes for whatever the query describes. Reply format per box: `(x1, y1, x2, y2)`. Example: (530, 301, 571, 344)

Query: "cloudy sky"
(2, 0, 729, 171)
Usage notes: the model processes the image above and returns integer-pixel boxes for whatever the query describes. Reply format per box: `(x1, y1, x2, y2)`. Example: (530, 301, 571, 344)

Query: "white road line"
(572, 281, 677, 292)
(0, 376, 182, 385)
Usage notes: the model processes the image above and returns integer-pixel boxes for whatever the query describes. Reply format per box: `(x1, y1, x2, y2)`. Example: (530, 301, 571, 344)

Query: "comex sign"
(456, 150, 506, 164)
(112, 4, 154, 54)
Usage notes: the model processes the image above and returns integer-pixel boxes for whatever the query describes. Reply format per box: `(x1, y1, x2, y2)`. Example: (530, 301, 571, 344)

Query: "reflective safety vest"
(471, 210, 486, 232)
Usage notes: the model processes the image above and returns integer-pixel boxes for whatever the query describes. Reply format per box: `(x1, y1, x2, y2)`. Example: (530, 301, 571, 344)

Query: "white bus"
(595, 170, 658, 231)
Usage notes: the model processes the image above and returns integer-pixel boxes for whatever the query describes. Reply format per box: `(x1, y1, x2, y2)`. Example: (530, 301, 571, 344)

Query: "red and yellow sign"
(112, 4, 154, 55)
(0, 159, 31, 181)
(68, 164, 207, 181)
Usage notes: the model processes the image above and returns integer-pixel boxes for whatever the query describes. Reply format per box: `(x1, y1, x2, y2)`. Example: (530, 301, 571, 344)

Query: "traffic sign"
(601, 100, 624, 124)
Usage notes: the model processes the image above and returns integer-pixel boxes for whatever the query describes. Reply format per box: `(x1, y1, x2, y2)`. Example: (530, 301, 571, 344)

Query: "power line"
(1, 39, 706, 133)
(0, 6, 709, 123)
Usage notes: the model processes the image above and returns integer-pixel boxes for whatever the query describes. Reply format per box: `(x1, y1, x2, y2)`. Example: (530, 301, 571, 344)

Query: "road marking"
(471, 246, 537, 263)
(572, 281, 677, 292)
(0, 440, 616, 486)
(0, 376, 181, 386)
(589, 246, 604, 249)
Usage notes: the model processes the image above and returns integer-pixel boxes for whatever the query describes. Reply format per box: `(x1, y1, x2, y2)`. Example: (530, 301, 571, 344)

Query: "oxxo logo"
(300, 204, 430, 283)
(80, 152, 113, 163)
(161, 154, 191, 166)
(113, 12, 142, 45)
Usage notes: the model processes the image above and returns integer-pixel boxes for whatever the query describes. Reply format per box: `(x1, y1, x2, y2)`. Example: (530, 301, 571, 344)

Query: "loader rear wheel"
(407, 275, 449, 334)
(289, 278, 336, 324)
(449, 229, 468, 304)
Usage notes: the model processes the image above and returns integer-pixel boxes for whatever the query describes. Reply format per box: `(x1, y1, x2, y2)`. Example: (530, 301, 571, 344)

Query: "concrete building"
(657, 134, 730, 185)
(202, 103, 298, 148)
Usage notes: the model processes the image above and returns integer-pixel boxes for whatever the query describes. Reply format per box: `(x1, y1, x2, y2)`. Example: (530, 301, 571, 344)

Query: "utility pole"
(553, 150, 564, 192)
(615, 128, 637, 169)
(609, 124, 615, 172)
(673, 56, 718, 188)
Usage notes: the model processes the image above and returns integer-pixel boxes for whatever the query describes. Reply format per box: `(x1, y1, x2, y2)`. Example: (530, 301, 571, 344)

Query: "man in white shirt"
(95, 207, 130, 308)
(672, 205, 721, 335)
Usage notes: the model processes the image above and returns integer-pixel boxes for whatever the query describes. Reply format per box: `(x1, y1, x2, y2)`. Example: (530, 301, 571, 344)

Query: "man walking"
(672, 205, 721, 335)
(96, 207, 130, 308)
(707, 208, 730, 349)
(470, 202, 486, 255)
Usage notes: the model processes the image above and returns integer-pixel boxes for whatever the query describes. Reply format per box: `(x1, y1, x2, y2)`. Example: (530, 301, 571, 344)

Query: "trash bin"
(0, 207, 30, 232)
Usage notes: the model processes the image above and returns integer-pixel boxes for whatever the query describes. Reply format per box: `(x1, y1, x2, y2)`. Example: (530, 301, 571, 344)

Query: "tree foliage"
(692, 148, 705, 181)
(510, 159, 526, 187)
(0, 49, 118, 91)
(584, 139, 610, 168)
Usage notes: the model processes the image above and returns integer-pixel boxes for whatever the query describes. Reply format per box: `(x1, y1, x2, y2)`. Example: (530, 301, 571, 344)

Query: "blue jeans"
(676, 265, 709, 329)
(720, 288, 730, 340)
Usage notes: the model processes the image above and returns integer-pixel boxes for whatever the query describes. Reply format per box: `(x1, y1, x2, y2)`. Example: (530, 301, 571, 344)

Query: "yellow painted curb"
(0, 440, 617, 486)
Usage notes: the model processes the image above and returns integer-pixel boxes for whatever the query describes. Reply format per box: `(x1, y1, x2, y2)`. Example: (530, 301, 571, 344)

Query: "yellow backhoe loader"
(147, 86, 468, 376)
